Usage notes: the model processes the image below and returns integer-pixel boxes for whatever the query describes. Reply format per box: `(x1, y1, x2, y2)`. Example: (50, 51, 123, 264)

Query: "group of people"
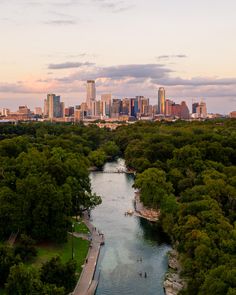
(137, 257, 148, 278)
(139, 272, 148, 278)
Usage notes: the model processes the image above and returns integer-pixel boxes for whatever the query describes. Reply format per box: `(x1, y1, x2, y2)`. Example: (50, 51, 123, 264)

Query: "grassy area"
(72, 218, 90, 234)
(0, 221, 90, 293)
(33, 234, 90, 274)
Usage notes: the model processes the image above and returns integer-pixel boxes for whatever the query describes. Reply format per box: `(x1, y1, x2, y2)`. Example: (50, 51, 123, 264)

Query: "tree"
(199, 265, 236, 295)
(14, 234, 37, 262)
(88, 149, 106, 168)
(40, 257, 77, 294)
(134, 168, 174, 209)
(5, 264, 42, 295)
(0, 246, 21, 286)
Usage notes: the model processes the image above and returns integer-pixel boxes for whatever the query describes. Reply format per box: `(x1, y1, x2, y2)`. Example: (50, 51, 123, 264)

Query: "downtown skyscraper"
(158, 87, 165, 114)
(86, 80, 96, 110)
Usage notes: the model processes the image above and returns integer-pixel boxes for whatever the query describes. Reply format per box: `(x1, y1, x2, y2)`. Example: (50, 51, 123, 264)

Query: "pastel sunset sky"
(0, 0, 236, 113)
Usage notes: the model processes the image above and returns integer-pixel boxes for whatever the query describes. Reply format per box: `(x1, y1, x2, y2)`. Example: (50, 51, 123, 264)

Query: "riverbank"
(163, 250, 186, 295)
(134, 191, 185, 295)
(134, 191, 160, 222)
(73, 212, 104, 295)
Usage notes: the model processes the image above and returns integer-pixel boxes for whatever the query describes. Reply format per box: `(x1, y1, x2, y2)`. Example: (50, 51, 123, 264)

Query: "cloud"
(52, 62, 236, 92)
(0, 82, 44, 93)
(151, 76, 236, 87)
(44, 20, 77, 25)
(91, 0, 135, 13)
(48, 62, 95, 69)
(56, 63, 172, 82)
(157, 54, 187, 60)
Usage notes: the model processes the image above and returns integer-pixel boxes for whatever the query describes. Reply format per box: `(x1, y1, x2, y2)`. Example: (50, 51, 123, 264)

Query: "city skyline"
(0, 0, 236, 113)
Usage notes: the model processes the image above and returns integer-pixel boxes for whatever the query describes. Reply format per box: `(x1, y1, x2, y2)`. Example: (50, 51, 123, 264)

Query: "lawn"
(72, 218, 90, 234)
(33, 234, 90, 274)
(0, 220, 90, 294)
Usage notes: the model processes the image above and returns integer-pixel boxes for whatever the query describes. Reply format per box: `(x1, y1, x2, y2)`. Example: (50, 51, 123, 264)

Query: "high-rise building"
(165, 99, 173, 116)
(192, 102, 198, 114)
(192, 100, 207, 118)
(158, 87, 165, 114)
(46, 94, 62, 119)
(196, 101, 207, 118)
(101, 94, 112, 117)
(129, 98, 139, 117)
(111, 99, 122, 118)
(180, 101, 190, 119)
(60, 102, 65, 118)
(44, 99, 48, 117)
(86, 80, 96, 109)
(138, 96, 150, 115)
(121, 98, 130, 115)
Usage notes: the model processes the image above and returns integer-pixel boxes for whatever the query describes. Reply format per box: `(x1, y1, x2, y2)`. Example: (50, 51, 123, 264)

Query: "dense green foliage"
(1, 120, 236, 294)
(0, 122, 118, 293)
(114, 119, 236, 294)
(0, 123, 119, 242)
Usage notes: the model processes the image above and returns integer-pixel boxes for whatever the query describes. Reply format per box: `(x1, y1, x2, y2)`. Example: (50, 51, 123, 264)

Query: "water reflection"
(90, 159, 171, 295)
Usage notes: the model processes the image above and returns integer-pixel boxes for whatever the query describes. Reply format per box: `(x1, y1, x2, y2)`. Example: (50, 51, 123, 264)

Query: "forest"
(113, 119, 236, 295)
(0, 123, 119, 294)
(0, 119, 235, 294)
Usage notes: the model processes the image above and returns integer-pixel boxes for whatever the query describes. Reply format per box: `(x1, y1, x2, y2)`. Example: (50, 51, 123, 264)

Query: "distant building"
(192, 102, 199, 114)
(65, 106, 74, 117)
(164, 100, 189, 119)
(129, 98, 139, 118)
(180, 101, 190, 119)
(1, 108, 10, 116)
(111, 99, 122, 118)
(60, 102, 65, 118)
(165, 99, 173, 116)
(34, 107, 42, 116)
(229, 111, 236, 118)
(192, 100, 207, 118)
(158, 87, 165, 114)
(44, 99, 48, 117)
(45, 94, 63, 119)
(86, 80, 96, 111)
(101, 94, 112, 117)
(136, 96, 149, 117)
(121, 98, 130, 115)
(18, 105, 30, 114)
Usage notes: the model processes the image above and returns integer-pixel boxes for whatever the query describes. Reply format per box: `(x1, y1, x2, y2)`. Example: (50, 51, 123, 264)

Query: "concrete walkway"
(73, 213, 104, 295)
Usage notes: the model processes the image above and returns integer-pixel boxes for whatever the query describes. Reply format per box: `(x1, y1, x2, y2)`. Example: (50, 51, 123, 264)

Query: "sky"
(0, 0, 236, 114)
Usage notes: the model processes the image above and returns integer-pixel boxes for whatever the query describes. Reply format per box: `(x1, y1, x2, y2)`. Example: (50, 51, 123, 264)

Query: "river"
(90, 159, 171, 295)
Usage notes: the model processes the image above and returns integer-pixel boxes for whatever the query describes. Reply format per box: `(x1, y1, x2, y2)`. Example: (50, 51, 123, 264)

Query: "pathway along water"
(90, 159, 171, 295)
